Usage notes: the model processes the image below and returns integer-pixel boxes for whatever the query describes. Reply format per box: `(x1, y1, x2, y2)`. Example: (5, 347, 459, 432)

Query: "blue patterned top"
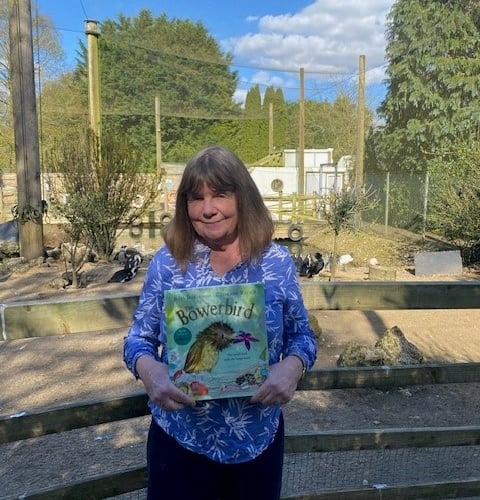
(123, 240, 317, 464)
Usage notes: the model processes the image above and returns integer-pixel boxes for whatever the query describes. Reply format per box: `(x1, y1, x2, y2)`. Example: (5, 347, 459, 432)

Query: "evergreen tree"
(238, 85, 268, 163)
(374, 0, 480, 172)
(262, 86, 287, 154)
(49, 9, 239, 166)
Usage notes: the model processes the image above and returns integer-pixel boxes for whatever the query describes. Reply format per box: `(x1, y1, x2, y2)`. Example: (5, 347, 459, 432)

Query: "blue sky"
(35, 0, 395, 108)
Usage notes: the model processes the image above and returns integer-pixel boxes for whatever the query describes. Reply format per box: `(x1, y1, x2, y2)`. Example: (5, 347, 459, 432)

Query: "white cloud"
(225, 0, 394, 96)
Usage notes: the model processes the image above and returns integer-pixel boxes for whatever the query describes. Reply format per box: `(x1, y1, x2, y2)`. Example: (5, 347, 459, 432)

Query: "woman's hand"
(249, 355, 304, 406)
(136, 355, 196, 411)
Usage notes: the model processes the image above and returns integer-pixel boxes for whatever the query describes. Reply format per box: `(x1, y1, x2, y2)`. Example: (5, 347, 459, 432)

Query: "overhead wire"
(41, 17, 383, 121)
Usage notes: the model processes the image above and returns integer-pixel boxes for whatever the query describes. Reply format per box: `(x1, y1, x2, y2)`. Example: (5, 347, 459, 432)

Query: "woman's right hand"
(136, 355, 196, 411)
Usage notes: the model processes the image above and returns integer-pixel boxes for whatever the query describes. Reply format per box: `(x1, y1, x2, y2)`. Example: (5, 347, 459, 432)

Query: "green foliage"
(428, 139, 480, 263)
(62, 10, 240, 165)
(46, 130, 159, 263)
(0, 3, 64, 171)
(373, 0, 480, 172)
(320, 187, 376, 280)
(363, 171, 429, 230)
(239, 85, 268, 162)
(284, 94, 362, 160)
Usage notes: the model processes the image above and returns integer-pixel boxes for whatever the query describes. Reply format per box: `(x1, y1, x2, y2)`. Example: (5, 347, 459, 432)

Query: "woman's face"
(187, 183, 239, 249)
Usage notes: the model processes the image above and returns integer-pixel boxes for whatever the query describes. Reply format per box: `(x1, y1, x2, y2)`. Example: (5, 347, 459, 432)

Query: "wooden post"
(354, 55, 366, 228)
(268, 102, 274, 154)
(85, 20, 101, 138)
(298, 68, 305, 197)
(155, 96, 162, 176)
(355, 55, 366, 191)
(8, 0, 44, 259)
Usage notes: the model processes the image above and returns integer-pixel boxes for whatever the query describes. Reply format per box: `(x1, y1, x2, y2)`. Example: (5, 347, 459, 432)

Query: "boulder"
(0, 220, 20, 257)
(337, 326, 423, 367)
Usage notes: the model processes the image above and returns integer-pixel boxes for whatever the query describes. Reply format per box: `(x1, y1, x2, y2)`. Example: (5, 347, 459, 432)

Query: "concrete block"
(414, 250, 462, 277)
(368, 265, 397, 281)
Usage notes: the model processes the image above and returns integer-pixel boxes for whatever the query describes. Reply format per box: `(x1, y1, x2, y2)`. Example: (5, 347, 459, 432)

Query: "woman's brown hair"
(163, 146, 274, 270)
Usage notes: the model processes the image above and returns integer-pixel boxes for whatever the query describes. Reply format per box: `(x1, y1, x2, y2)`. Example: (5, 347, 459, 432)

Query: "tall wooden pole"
(85, 20, 101, 138)
(355, 55, 366, 192)
(298, 67, 305, 197)
(9, 0, 43, 259)
(268, 102, 274, 155)
(155, 96, 162, 176)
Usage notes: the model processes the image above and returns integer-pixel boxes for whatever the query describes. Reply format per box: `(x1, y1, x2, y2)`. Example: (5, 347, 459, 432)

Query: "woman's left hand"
(249, 355, 304, 406)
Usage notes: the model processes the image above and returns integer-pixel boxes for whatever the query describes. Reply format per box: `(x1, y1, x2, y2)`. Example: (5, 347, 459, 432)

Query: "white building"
(249, 149, 353, 196)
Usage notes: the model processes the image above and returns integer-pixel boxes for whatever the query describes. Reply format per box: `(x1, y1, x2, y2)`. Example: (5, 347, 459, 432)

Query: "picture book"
(164, 283, 269, 401)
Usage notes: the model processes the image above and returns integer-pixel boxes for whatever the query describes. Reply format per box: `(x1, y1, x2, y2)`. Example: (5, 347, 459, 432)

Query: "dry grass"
(304, 224, 452, 270)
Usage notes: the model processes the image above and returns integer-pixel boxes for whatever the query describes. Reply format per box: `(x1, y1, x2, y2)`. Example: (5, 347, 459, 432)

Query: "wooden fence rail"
(2, 281, 480, 340)
(2, 281, 480, 499)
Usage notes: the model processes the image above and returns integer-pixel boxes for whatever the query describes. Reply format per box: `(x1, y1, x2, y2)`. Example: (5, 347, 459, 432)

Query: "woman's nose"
(201, 196, 217, 217)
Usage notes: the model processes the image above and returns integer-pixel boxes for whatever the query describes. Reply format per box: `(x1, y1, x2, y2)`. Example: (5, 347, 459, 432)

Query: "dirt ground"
(2, 234, 480, 498)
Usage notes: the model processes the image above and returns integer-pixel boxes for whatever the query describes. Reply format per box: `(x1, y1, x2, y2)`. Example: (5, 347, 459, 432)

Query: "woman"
(123, 145, 317, 500)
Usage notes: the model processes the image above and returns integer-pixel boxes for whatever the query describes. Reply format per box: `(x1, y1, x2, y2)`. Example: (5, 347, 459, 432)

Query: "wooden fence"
(2, 281, 480, 499)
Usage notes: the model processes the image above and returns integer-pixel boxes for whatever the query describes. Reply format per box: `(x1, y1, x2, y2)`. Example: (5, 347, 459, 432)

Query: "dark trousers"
(146, 415, 284, 500)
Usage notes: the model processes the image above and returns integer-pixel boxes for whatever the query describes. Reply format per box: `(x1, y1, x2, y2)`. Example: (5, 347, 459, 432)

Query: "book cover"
(164, 283, 269, 400)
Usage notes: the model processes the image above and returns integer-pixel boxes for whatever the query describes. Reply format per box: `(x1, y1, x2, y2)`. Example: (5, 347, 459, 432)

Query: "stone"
(337, 326, 423, 367)
(414, 250, 462, 277)
(368, 265, 396, 281)
(336, 342, 371, 367)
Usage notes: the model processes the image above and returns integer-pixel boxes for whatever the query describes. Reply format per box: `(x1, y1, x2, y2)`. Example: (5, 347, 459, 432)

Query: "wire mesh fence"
(105, 445, 480, 499)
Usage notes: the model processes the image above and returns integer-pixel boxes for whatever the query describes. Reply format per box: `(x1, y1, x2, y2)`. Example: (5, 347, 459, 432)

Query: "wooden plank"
(0, 392, 149, 444)
(298, 362, 480, 390)
(3, 282, 480, 339)
(20, 465, 147, 500)
(282, 479, 480, 500)
(284, 426, 480, 452)
(2, 363, 480, 444)
(300, 281, 480, 311)
(1, 293, 139, 340)
(9, 462, 480, 500)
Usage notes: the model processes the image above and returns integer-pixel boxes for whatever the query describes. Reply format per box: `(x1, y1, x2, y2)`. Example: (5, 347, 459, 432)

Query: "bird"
(111, 245, 128, 264)
(108, 251, 142, 283)
(299, 254, 313, 277)
(290, 251, 304, 274)
(338, 253, 354, 270)
(183, 321, 236, 374)
(369, 257, 379, 267)
(298, 252, 325, 278)
(306, 252, 325, 278)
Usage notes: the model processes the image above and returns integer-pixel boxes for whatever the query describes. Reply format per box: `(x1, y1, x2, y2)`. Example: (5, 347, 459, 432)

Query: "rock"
(49, 277, 69, 290)
(0, 220, 20, 258)
(308, 313, 322, 339)
(61, 242, 88, 266)
(373, 325, 424, 365)
(337, 342, 371, 367)
(0, 240, 20, 258)
(337, 326, 423, 367)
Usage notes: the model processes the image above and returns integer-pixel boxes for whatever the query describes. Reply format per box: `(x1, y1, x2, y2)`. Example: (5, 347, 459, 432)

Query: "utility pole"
(355, 55, 366, 192)
(9, 0, 44, 259)
(298, 67, 305, 197)
(85, 20, 101, 138)
(268, 102, 274, 155)
(155, 96, 162, 176)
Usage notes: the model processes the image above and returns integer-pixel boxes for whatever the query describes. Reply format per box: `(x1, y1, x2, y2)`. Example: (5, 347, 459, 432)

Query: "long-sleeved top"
(123, 240, 317, 464)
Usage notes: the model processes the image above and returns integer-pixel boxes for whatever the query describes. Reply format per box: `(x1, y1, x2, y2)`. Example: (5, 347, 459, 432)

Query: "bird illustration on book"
(172, 322, 263, 381)
(180, 321, 237, 376)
